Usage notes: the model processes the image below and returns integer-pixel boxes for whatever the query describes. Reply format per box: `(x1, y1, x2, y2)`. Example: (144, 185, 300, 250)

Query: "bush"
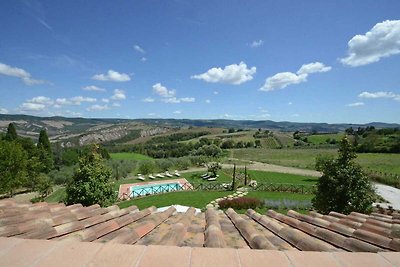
(218, 197, 263, 210)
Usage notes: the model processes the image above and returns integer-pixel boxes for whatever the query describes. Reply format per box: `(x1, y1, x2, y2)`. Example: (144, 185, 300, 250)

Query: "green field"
(307, 133, 344, 144)
(117, 191, 231, 209)
(232, 148, 400, 175)
(44, 187, 66, 203)
(110, 152, 153, 161)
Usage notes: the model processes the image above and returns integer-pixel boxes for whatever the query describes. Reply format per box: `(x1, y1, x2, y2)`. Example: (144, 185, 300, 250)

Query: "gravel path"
(373, 183, 400, 210)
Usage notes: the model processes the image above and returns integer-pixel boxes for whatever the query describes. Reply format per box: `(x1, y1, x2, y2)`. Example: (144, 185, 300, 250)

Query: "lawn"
(232, 148, 400, 175)
(117, 191, 231, 209)
(110, 152, 153, 161)
(45, 187, 66, 203)
(247, 170, 318, 184)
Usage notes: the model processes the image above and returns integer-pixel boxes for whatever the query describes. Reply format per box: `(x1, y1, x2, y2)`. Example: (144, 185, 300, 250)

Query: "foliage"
(48, 165, 75, 185)
(0, 140, 28, 196)
(5, 123, 18, 141)
(350, 127, 400, 153)
(65, 144, 114, 207)
(137, 160, 156, 174)
(207, 162, 221, 177)
(312, 137, 374, 214)
(218, 197, 263, 210)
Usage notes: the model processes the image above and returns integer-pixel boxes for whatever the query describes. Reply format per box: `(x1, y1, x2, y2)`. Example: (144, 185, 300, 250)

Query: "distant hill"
(0, 114, 398, 147)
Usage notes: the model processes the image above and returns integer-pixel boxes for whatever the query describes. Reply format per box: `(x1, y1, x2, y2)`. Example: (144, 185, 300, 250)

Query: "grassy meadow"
(231, 148, 400, 175)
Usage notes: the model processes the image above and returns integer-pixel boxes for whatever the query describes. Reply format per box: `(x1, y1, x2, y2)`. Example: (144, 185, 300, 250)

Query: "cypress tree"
(37, 129, 53, 172)
(5, 123, 18, 141)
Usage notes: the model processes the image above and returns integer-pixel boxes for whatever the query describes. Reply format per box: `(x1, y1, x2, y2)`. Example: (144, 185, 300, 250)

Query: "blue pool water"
(130, 182, 183, 197)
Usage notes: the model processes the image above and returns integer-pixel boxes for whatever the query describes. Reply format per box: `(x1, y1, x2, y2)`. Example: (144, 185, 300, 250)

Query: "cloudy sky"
(0, 0, 399, 123)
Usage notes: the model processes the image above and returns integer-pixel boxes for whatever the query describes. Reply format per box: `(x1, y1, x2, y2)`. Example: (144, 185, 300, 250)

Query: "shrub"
(218, 197, 263, 210)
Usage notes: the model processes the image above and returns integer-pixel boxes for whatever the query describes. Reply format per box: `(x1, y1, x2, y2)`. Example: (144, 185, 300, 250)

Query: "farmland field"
(110, 152, 153, 161)
(307, 133, 344, 144)
(231, 148, 400, 175)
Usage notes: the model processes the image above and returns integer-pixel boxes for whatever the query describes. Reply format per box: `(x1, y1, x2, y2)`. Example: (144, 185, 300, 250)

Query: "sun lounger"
(165, 172, 173, 177)
(149, 175, 155, 179)
(202, 175, 210, 179)
(207, 177, 217, 181)
(201, 173, 209, 178)
(137, 177, 145, 181)
(174, 172, 180, 177)
(156, 174, 165, 178)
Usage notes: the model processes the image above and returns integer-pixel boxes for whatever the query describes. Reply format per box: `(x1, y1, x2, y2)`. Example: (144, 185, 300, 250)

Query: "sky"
(0, 0, 399, 124)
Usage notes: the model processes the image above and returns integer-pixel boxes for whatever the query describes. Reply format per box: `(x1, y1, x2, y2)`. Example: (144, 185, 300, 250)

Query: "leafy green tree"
(37, 129, 54, 172)
(312, 137, 374, 214)
(0, 140, 28, 196)
(65, 145, 114, 207)
(138, 160, 156, 175)
(207, 162, 221, 177)
(37, 129, 51, 153)
(5, 123, 18, 141)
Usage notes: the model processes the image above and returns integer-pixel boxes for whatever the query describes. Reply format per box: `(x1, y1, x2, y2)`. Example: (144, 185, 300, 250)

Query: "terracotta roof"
(1, 199, 400, 253)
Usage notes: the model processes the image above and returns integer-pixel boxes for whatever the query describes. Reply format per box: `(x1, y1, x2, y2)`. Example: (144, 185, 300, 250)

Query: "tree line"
(0, 123, 53, 199)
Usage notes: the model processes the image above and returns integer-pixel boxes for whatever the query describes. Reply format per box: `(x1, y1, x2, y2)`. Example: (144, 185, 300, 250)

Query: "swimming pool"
(130, 182, 184, 197)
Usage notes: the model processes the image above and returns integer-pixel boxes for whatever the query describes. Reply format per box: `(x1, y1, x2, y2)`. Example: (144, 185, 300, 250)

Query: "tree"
(65, 144, 114, 207)
(37, 129, 54, 172)
(207, 162, 221, 177)
(5, 123, 18, 141)
(0, 140, 28, 196)
(312, 137, 374, 214)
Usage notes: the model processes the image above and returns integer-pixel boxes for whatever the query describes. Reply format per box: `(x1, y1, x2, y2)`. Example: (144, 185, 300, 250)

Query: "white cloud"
(0, 62, 47, 85)
(291, 114, 300, 117)
(288, 102, 293, 105)
(82, 85, 106, 92)
(147, 113, 157, 116)
(173, 110, 181, 114)
(179, 97, 195, 103)
(260, 62, 331, 91)
(55, 98, 72, 105)
(20, 102, 46, 111)
(191, 62, 256, 85)
(0, 108, 8, 114)
(86, 104, 110, 111)
(260, 72, 307, 91)
(358, 91, 397, 99)
(152, 83, 176, 97)
(112, 102, 121, 107)
(142, 97, 155, 103)
(341, 20, 400, 67)
(133, 45, 145, 53)
(55, 96, 96, 106)
(250, 40, 264, 48)
(151, 83, 194, 104)
(101, 98, 109, 103)
(92, 70, 131, 82)
(164, 96, 194, 103)
(111, 89, 126, 100)
(141, 57, 147, 62)
(205, 99, 211, 104)
(213, 91, 219, 95)
(296, 62, 332, 75)
(161, 97, 195, 104)
(347, 102, 365, 107)
(70, 96, 97, 105)
(29, 96, 53, 105)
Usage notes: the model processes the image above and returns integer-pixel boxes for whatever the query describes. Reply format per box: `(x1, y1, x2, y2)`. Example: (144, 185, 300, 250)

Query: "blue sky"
(0, 0, 399, 123)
